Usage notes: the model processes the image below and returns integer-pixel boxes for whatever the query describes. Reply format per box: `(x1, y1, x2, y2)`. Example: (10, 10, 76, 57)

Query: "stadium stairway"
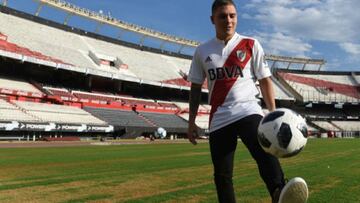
(29, 80, 54, 96)
(275, 72, 304, 101)
(329, 121, 344, 131)
(307, 120, 327, 133)
(350, 72, 360, 86)
(135, 112, 158, 127)
(8, 100, 43, 122)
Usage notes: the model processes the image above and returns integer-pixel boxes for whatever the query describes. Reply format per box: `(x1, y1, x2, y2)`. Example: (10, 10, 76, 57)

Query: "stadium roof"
(266, 55, 326, 71)
(22, 0, 327, 69)
(32, 0, 200, 51)
(266, 55, 326, 65)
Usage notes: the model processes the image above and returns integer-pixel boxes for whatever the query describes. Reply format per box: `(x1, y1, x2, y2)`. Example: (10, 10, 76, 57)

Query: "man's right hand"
(187, 122, 198, 145)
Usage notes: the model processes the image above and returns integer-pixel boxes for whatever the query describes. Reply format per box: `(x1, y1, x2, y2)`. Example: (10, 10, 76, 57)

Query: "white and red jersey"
(188, 33, 271, 132)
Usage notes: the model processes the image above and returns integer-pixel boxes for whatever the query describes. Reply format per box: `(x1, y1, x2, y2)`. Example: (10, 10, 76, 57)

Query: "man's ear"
(210, 15, 215, 24)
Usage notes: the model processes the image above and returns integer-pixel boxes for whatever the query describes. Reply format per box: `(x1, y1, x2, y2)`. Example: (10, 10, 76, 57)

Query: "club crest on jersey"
(236, 50, 246, 62)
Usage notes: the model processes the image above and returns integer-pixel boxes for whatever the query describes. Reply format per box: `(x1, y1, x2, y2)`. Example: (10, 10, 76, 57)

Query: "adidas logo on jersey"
(205, 56, 212, 63)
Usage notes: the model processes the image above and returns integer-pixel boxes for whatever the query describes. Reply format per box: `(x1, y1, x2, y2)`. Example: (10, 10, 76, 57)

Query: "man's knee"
(214, 172, 233, 183)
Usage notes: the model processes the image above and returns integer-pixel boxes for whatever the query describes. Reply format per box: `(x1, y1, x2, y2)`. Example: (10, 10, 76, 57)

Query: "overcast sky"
(6, 0, 360, 71)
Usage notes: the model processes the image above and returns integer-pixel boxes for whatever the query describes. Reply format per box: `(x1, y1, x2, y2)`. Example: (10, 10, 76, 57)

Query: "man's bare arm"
(189, 83, 202, 125)
(187, 83, 202, 145)
(259, 77, 276, 112)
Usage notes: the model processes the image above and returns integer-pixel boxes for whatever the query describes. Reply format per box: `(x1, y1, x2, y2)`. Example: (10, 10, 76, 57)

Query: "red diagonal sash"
(209, 38, 254, 126)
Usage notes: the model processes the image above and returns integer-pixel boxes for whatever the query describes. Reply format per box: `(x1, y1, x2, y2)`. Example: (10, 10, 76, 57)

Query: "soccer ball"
(154, 127, 167, 139)
(257, 108, 308, 158)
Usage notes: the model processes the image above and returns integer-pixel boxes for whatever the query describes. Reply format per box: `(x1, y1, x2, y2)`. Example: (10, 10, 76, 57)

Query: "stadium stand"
(0, 3, 358, 140)
(72, 90, 117, 103)
(119, 97, 159, 108)
(13, 100, 106, 125)
(0, 76, 44, 95)
(256, 77, 295, 101)
(300, 106, 346, 119)
(157, 101, 179, 110)
(0, 98, 39, 122)
(42, 136, 80, 141)
(178, 113, 209, 131)
(276, 70, 360, 103)
(84, 107, 152, 127)
(352, 72, 360, 85)
(311, 121, 341, 131)
(331, 121, 360, 131)
(83, 106, 156, 138)
(343, 105, 360, 118)
(0, 35, 64, 65)
(0, 9, 190, 84)
(140, 112, 188, 131)
(44, 87, 79, 101)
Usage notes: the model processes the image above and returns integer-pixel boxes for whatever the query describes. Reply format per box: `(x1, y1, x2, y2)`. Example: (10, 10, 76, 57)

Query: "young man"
(187, 0, 308, 202)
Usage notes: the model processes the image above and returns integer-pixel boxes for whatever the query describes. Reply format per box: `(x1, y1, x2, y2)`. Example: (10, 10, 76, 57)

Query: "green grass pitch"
(0, 139, 359, 202)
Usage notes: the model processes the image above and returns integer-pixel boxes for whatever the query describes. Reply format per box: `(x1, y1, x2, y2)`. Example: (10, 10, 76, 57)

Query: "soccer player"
(187, 0, 308, 202)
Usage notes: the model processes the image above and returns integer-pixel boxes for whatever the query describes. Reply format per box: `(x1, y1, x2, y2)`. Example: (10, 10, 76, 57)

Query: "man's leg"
(209, 124, 238, 203)
(237, 115, 285, 200)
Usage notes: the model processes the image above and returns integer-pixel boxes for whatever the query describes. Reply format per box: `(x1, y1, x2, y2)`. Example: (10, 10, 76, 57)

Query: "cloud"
(241, 0, 360, 70)
(245, 0, 360, 43)
(339, 43, 360, 55)
(338, 42, 360, 69)
(254, 32, 312, 57)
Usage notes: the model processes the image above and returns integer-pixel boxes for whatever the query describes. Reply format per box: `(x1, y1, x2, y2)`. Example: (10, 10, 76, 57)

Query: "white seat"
(0, 77, 43, 94)
(13, 101, 106, 124)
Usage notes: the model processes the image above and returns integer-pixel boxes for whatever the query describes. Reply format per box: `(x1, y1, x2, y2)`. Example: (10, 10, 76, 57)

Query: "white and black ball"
(257, 108, 308, 158)
(154, 127, 167, 139)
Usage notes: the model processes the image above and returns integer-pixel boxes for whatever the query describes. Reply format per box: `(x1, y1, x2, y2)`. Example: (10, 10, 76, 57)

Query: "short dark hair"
(211, 0, 236, 15)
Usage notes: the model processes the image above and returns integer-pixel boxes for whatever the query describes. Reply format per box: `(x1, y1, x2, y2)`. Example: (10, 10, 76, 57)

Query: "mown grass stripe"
(0, 139, 359, 202)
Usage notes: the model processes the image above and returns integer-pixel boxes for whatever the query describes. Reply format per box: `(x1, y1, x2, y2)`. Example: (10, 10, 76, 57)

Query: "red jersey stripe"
(209, 39, 254, 125)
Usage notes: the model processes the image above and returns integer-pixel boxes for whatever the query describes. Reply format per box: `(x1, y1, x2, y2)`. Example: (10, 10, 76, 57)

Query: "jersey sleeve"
(187, 48, 206, 85)
(252, 39, 271, 80)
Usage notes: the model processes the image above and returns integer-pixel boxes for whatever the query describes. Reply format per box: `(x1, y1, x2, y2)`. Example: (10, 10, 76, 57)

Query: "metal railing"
(297, 88, 359, 103)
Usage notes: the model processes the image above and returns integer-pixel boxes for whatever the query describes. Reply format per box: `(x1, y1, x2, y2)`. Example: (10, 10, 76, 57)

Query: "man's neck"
(216, 33, 235, 45)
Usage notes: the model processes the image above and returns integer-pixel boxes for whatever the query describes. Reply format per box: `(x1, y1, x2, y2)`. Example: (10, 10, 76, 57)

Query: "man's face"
(211, 4, 237, 42)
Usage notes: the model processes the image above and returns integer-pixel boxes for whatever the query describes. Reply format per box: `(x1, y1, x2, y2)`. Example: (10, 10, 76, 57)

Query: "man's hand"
(187, 122, 198, 145)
